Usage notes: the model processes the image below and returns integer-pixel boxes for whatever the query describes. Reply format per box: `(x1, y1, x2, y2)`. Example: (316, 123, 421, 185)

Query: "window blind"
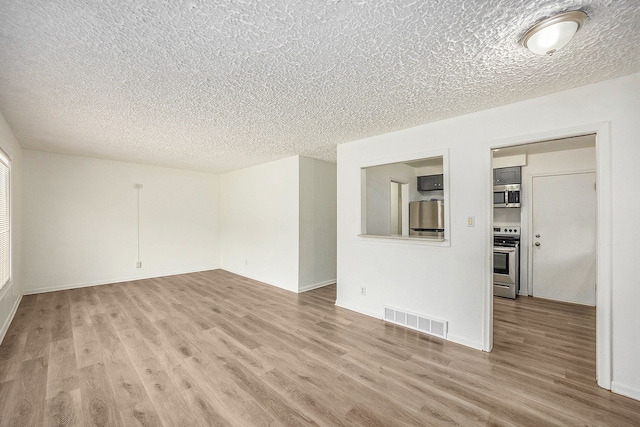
(0, 154, 10, 289)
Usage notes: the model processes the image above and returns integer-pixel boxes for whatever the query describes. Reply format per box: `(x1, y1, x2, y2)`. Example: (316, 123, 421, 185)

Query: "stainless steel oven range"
(493, 226, 520, 299)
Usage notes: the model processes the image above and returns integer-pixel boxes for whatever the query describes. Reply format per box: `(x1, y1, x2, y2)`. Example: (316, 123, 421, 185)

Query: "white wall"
(17, 150, 335, 301)
(221, 155, 337, 293)
(220, 156, 300, 292)
(0, 111, 23, 344)
(23, 150, 220, 293)
(364, 162, 420, 235)
(518, 147, 596, 295)
(492, 208, 521, 226)
(337, 73, 640, 400)
(415, 165, 444, 175)
(299, 157, 337, 291)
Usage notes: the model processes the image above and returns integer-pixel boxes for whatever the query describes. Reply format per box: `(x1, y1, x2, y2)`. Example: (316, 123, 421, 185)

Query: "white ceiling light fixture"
(521, 10, 587, 56)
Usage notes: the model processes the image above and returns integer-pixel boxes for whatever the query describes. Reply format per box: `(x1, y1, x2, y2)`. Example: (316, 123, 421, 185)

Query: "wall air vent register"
(384, 306, 448, 339)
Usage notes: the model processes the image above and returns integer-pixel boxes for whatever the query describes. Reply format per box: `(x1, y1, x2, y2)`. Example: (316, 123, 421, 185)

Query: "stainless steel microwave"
(494, 184, 520, 208)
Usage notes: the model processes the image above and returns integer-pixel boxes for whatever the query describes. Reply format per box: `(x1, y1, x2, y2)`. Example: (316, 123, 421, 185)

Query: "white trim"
(357, 234, 447, 246)
(528, 294, 596, 307)
(0, 292, 22, 345)
(0, 279, 13, 301)
(219, 268, 333, 294)
(388, 177, 410, 237)
(23, 266, 220, 295)
(338, 300, 483, 350)
(595, 123, 613, 390)
(486, 122, 612, 391)
(298, 279, 336, 293)
(611, 382, 640, 402)
(447, 334, 484, 351)
(220, 267, 298, 294)
(334, 300, 382, 320)
(0, 148, 10, 168)
(0, 150, 11, 292)
(484, 146, 494, 352)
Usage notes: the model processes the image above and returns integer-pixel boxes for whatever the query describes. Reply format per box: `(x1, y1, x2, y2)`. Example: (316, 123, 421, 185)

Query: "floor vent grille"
(383, 306, 448, 339)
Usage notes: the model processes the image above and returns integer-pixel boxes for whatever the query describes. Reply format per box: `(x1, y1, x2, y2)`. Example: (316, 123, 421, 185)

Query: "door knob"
(535, 234, 540, 238)
(535, 242, 541, 246)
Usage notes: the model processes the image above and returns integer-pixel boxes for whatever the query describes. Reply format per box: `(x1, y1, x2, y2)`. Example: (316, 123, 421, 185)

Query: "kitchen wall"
(220, 156, 300, 292)
(299, 157, 337, 291)
(0, 111, 23, 344)
(23, 150, 221, 293)
(337, 73, 640, 400)
(363, 162, 421, 235)
(518, 146, 596, 295)
(492, 208, 521, 226)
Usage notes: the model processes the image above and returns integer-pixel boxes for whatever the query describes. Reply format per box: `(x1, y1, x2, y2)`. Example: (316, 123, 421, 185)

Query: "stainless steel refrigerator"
(409, 200, 445, 238)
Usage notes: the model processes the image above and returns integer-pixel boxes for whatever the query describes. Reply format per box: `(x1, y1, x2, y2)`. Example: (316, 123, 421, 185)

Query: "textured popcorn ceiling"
(0, 1, 639, 172)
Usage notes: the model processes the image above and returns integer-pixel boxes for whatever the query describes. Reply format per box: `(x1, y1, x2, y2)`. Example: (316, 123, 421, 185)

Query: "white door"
(531, 172, 596, 305)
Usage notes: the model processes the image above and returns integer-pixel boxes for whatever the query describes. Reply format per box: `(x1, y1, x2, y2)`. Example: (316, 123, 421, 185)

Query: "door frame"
(485, 122, 611, 391)
(389, 177, 410, 236)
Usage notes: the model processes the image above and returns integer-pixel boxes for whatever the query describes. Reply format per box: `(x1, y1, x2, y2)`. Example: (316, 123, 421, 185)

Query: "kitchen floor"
(492, 295, 601, 404)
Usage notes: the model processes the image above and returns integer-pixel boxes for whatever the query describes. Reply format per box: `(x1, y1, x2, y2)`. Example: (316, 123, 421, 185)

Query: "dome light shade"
(521, 11, 587, 55)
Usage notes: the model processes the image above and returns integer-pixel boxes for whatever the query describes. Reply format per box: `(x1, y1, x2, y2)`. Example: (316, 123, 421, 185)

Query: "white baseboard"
(0, 293, 23, 345)
(335, 300, 483, 351)
(446, 334, 484, 351)
(220, 268, 298, 294)
(334, 300, 382, 320)
(611, 381, 640, 402)
(298, 279, 336, 293)
(23, 266, 221, 295)
(216, 269, 333, 294)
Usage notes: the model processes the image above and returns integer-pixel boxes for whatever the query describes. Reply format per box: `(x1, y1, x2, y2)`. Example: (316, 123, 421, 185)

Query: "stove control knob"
(535, 234, 540, 238)
(535, 242, 541, 246)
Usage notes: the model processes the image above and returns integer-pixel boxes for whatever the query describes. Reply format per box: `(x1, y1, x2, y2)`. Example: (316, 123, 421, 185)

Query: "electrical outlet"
(136, 261, 142, 268)
(360, 286, 366, 296)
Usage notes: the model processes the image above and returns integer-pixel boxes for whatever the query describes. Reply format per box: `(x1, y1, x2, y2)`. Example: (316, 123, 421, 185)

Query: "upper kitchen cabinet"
(418, 174, 444, 191)
(494, 167, 521, 185)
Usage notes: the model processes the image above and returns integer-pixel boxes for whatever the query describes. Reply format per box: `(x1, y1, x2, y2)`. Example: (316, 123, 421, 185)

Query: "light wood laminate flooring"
(0, 270, 638, 426)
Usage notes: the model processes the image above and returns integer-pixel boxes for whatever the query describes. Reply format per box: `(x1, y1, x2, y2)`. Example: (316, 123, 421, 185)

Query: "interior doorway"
(488, 128, 611, 388)
(389, 180, 409, 236)
(492, 134, 597, 299)
(390, 181, 402, 235)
